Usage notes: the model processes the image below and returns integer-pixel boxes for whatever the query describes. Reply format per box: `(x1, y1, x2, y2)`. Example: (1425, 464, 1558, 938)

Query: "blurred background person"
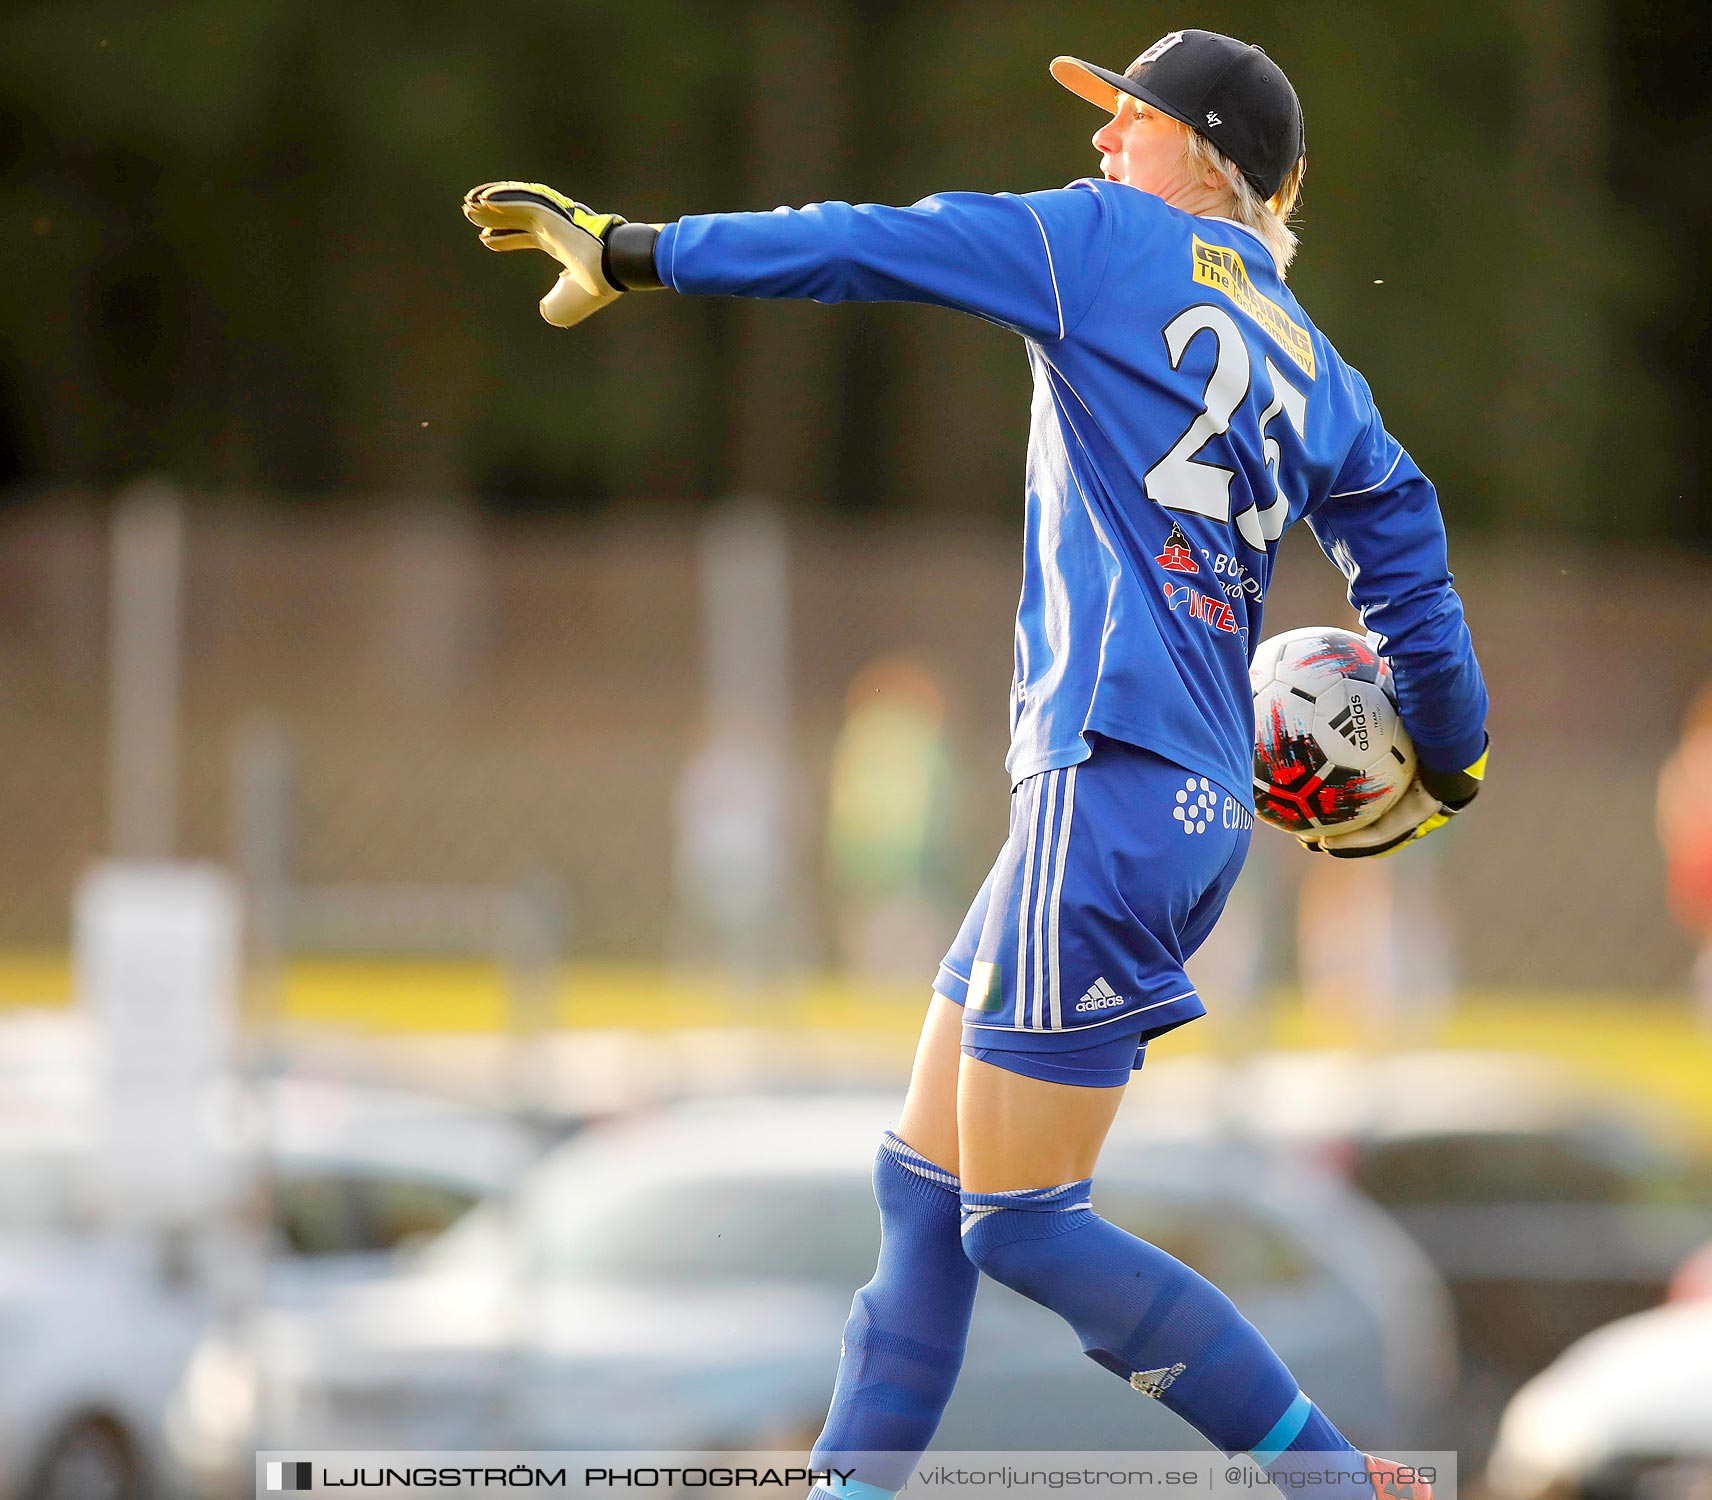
(1296, 846, 1456, 1044)
(824, 655, 959, 981)
(1658, 683, 1712, 1029)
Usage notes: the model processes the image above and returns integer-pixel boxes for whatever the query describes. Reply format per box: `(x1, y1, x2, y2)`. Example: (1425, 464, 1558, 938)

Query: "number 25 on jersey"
(1144, 304, 1308, 552)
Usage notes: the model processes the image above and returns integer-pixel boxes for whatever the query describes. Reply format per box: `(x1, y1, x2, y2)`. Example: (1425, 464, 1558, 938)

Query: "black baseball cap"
(1051, 30, 1305, 200)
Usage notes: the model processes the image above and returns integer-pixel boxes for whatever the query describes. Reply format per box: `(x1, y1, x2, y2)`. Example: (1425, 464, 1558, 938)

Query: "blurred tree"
(0, 0, 1703, 547)
(1610, 0, 1712, 550)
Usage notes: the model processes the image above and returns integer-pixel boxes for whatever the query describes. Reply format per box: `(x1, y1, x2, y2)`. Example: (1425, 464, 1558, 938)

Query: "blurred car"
(1485, 1300, 1712, 1500)
(1130, 1050, 1712, 1462)
(169, 1091, 1455, 1493)
(1136, 1053, 1712, 1357)
(0, 1039, 545, 1500)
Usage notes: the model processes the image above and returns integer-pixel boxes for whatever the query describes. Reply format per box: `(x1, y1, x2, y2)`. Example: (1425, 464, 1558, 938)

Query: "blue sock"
(959, 1178, 1361, 1497)
(808, 1131, 979, 1500)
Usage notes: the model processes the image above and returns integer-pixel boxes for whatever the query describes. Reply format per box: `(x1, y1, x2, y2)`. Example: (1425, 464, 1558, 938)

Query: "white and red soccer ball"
(1250, 626, 1416, 836)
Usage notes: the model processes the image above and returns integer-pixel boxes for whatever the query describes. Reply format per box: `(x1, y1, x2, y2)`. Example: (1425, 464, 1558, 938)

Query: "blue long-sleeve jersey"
(656, 179, 1488, 798)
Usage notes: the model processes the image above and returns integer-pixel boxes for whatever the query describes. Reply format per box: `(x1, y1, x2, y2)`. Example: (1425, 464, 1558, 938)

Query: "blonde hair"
(1179, 122, 1305, 275)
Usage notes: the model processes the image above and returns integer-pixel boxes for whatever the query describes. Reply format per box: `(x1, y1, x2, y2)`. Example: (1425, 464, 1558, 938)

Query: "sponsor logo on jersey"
(1210, 551, 1262, 600)
(1155, 521, 1200, 574)
(1223, 795, 1254, 831)
(1162, 580, 1249, 646)
(1190, 236, 1316, 379)
(1076, 976, 1124, 1012)
(1130, 1362, 1188, 1398)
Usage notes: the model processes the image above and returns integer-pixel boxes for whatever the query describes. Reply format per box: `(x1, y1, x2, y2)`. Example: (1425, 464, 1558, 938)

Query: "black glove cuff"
(603, 224, 665, 291)
(1417, 733, 1488, 810)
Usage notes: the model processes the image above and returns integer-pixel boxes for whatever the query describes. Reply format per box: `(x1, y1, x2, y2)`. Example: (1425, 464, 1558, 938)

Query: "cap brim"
(1049, 55, 1198, 135)
(1049, 56, 1127, 110)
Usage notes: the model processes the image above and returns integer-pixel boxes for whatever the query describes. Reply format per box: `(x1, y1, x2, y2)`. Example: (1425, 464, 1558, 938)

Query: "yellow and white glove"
(1302, 737, 1489, 859)
(461, 181, 633, 327)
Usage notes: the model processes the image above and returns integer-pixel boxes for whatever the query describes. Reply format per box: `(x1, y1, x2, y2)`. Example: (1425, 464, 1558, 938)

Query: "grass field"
(5, 952, 1709, 1138)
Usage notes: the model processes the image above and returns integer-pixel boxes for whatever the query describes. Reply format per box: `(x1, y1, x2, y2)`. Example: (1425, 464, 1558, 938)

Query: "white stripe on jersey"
(1021, 201, 1066, 341)
(1329, 448, 1403, 499)
(1025, 357, 1123, 731)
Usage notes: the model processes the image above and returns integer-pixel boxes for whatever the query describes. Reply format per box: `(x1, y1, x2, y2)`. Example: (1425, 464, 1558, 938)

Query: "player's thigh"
(952, 739, 1250, 1192)
(955, 1049, 1128, 1193)
(895, 991, 967, 1177)
(895, 850, 1005, 1178)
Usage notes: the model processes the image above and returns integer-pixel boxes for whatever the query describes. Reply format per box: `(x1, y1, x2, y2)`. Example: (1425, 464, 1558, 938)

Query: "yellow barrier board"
(3, 954, 1708, 1136)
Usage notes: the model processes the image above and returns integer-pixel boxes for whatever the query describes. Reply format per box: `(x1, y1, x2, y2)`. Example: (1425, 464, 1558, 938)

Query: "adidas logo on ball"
(1329, 693, 1372, 752)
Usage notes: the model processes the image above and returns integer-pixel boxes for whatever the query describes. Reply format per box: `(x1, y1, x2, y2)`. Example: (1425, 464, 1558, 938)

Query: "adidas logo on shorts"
(1076, 976, 1124, 1013)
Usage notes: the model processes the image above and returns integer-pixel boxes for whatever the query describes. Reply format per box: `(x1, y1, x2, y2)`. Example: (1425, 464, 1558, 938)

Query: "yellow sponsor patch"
(1191, 236, 1315, 379)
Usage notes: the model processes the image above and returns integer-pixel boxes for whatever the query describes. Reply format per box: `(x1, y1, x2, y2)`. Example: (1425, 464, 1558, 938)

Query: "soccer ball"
(1250, 626, 1416, 835)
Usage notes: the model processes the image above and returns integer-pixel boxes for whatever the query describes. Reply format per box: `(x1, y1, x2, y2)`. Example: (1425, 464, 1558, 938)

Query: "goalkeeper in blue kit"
(465, 27, 1487, 1500)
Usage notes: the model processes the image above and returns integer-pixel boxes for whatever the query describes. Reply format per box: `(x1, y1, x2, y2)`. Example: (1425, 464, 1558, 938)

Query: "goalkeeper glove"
(1302, 736, 1489, 860)
(461, 182, 662, 327)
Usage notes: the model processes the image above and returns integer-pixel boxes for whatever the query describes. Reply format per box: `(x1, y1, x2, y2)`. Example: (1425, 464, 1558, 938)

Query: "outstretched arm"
(463, 179, 1115, 340)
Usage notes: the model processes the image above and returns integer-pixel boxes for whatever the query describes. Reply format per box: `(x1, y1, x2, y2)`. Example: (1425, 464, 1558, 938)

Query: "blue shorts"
(935, 735, 1253, 1089)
